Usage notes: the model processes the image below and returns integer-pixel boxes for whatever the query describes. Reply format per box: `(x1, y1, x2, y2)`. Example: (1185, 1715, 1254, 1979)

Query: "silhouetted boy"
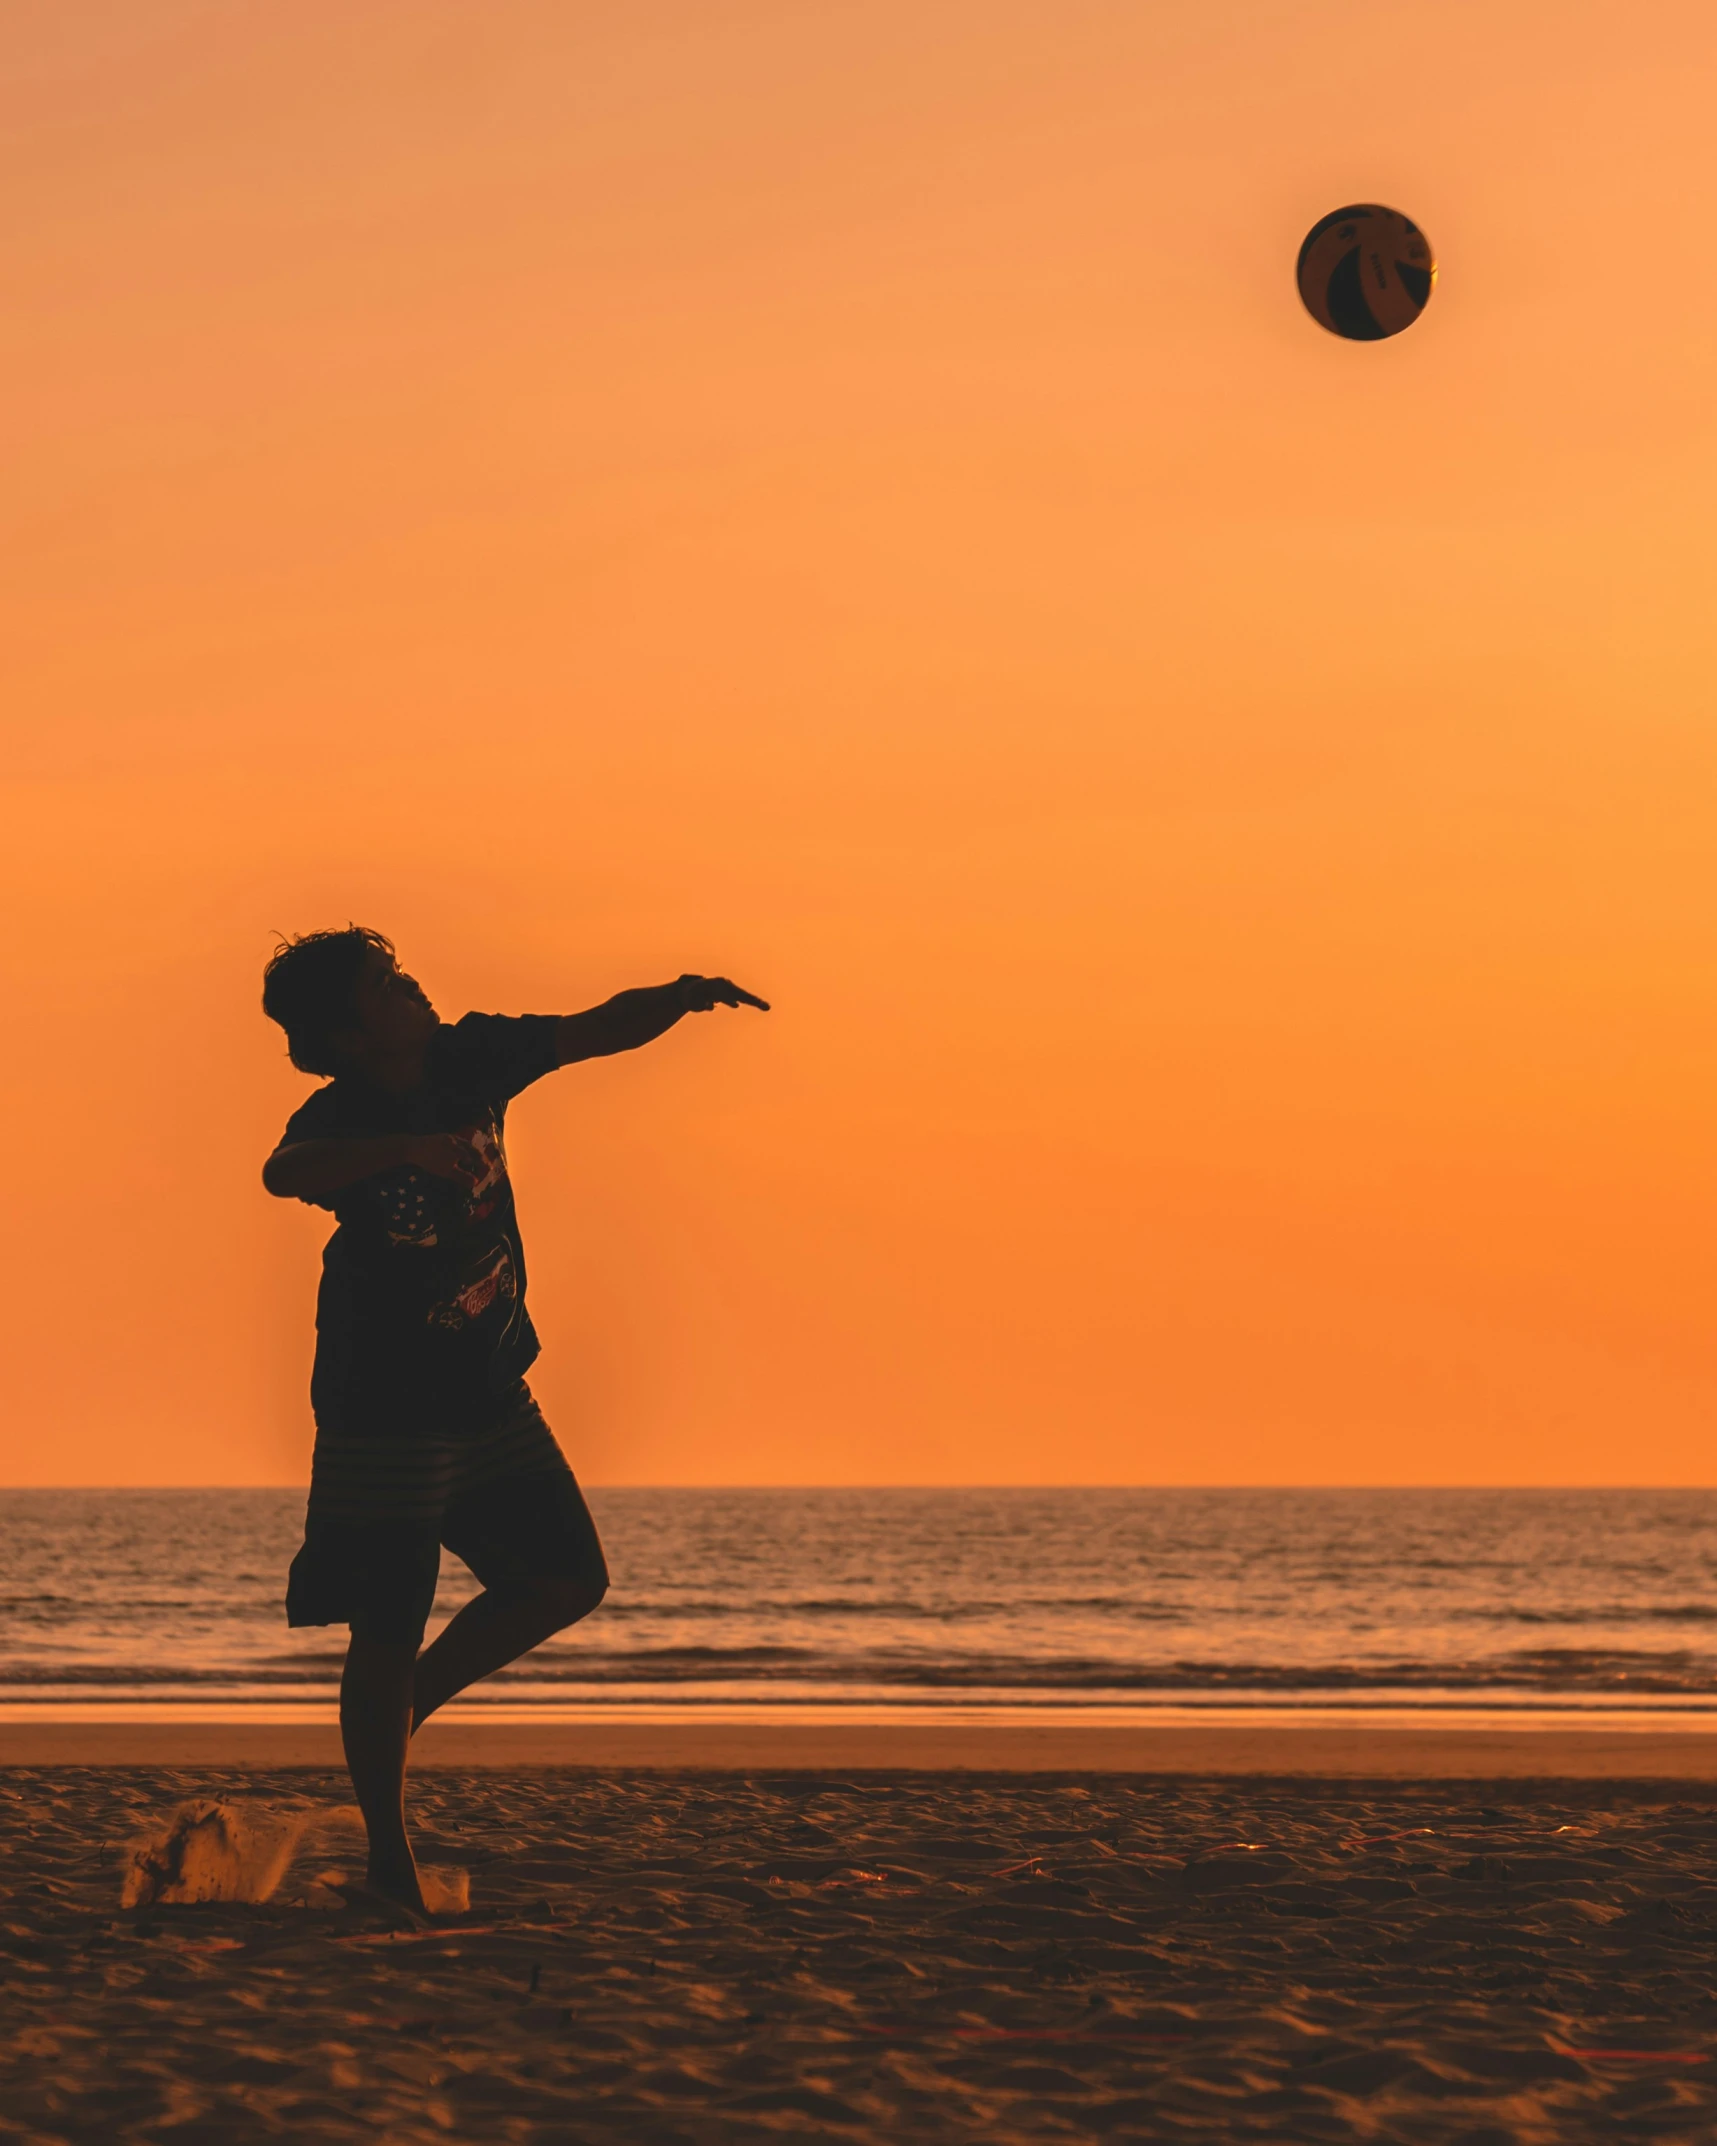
(262, 929, 767, 1912)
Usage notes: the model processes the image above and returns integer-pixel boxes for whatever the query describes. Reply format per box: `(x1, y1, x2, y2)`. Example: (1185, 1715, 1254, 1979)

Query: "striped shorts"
(286, 1385, 608, 1645)
(304, 1386, 572, 1529)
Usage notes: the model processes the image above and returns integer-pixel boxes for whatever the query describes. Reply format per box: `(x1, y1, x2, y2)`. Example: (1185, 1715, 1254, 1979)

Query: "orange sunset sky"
(4, 1, 1717, 1488)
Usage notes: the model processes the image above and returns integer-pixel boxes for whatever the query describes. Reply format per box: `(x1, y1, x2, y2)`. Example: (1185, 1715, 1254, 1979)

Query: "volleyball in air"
(1296, 205, 1435, 340)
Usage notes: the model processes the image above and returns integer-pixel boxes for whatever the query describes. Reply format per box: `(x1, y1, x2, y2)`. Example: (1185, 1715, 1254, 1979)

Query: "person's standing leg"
(290, 1434, 450, 1913)
(340, 1632, 426, 1911)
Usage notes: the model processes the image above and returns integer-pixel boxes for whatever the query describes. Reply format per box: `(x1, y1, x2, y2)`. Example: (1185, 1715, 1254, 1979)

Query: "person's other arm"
(553, 975, 769, 1067)
(261, 1132, 482, 1202)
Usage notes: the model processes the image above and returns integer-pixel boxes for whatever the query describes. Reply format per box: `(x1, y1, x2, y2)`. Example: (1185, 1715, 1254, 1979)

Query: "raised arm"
(554, 975, 769, 1067)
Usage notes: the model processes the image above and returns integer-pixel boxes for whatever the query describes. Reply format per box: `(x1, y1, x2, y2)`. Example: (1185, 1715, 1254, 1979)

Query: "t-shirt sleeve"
(275, 1084, 347, 1209)
(279, 1085, 343, 1146)
(437, 1013, 562, 1104)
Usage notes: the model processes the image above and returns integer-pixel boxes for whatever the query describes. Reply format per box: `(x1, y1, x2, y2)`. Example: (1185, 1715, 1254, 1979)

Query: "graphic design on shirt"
(381, 1174, 439, 1247)
(462, 1122, 508, 1219)
(428, 1242, 518, 1330)
(379, 1119, 509, 1249)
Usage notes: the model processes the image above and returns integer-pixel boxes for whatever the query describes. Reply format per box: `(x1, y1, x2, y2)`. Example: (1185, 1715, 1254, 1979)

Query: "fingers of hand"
(678, 974, 769, 1012)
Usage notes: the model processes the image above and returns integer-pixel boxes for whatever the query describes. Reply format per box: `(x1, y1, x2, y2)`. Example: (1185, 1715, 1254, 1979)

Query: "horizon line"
(9, 1482, 1717, 1495)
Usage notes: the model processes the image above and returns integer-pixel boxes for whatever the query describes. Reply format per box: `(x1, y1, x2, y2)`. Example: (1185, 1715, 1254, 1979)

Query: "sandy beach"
(7, 1741, 1717, 2142)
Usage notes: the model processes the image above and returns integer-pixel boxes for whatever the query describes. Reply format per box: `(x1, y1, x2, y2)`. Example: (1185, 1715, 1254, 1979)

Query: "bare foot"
(365, 1847, 430, 1917)
(329, 1873, 430, 1927)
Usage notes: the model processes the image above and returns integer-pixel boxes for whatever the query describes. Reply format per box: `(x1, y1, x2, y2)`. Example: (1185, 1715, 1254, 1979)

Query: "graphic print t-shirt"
(280, 1013, 561, 1439)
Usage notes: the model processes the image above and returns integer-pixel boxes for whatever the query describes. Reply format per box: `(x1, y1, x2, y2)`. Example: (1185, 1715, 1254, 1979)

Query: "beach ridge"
(10, 1720, 1717, 1776)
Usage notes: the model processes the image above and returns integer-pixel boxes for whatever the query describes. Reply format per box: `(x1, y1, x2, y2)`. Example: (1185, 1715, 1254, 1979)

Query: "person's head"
(261, 926, 439, 1079)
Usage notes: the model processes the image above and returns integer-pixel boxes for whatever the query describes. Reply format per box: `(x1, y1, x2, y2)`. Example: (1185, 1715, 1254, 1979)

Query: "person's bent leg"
(414, 1465, 609, 1733)
(411, 1572, 604, 1732)
(340, 1630, 425, 1910)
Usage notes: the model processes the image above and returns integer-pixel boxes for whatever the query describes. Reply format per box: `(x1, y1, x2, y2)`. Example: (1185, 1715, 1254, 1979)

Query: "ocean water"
(5, 1488, 1717, 1726)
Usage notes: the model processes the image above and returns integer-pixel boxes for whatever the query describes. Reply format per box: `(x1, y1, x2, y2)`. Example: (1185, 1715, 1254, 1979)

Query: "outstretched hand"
(675, 974, 770, 1014)
(552, 978, 768, 1066)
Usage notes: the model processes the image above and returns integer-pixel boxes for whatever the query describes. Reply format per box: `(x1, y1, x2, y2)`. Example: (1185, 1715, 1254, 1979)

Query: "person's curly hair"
(262, 925, 394, 1076)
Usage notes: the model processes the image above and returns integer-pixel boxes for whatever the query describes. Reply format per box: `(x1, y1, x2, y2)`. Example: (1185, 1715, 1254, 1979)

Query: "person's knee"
(530, 1566, 608, 1633)
(342, 1629, 422, 1698)
(348, 1629, 422, 1661)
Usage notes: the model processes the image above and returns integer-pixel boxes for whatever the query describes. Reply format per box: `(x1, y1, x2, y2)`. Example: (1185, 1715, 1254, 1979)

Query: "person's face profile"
(342, 947, 440, 1064)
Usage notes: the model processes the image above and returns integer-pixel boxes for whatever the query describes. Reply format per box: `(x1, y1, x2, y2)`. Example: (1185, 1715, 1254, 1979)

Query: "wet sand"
(13, 1718, 1717, 1776)
(7, 1762, 1717, 2142)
